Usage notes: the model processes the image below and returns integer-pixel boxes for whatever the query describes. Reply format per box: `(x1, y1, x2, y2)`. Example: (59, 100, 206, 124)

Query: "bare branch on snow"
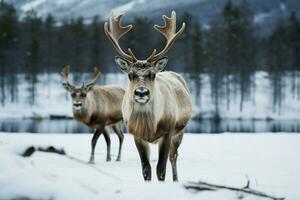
(184, 180, 285, 200)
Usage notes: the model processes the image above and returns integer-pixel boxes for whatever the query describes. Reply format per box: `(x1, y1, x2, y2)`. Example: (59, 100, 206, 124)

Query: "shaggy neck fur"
(128, 102, 156, 141)
(126, 84, 162, 142)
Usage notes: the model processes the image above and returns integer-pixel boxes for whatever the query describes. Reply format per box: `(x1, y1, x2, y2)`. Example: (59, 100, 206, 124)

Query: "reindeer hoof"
(88, 160, 95, 164)
(116, 157, 121, 161)
(106, 157, 111, 162)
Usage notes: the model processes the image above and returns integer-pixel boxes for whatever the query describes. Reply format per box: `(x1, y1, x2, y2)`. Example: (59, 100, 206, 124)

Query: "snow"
(1, 71, 300, 120)
(110, 1, 137, 17)
(254, 13, 271, 24)
(0, 132, 299, 200)
(0, 73, 127, 119)
(10, 0, 205, 20)
(280, 3, 286, 12)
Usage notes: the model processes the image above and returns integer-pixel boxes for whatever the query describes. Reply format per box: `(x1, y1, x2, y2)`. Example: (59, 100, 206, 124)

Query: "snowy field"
(0, 132, 299, 200)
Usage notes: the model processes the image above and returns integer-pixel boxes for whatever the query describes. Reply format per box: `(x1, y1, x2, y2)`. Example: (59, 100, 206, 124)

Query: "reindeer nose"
(73, 101, 82, 107)
(134, 87, 149, 98)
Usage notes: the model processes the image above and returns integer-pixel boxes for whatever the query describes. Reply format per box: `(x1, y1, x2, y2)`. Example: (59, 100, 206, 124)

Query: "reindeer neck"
(126, 84, 164, 141)
(73, 96, 93, 124)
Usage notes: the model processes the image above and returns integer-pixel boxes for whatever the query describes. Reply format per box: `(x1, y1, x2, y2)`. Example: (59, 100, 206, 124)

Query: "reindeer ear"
(62, 83, 74, 92)
(85, 83, 94, 92)
(154, 57, 168, 72)
(115, 56, 131, 73)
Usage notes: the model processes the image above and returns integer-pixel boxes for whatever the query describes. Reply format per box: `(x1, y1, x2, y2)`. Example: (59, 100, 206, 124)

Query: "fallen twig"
(184, 180, 284, 200)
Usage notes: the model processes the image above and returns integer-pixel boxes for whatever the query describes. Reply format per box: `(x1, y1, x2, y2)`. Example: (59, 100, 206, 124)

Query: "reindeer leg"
(103, 127, 111, 161)
(89, 128, 102, 164)
(157, 134, 172, 181)
(134, 137, 151, 181)
(169, 131, 183, 181)
(112, 124, 124, 161)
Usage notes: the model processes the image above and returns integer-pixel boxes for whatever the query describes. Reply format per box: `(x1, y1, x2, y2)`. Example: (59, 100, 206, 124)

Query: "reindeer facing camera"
(104, 11, 192, 181)
(60, 66, 125, 163)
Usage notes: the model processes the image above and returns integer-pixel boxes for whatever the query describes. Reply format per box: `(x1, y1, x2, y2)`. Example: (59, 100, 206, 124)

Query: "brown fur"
(70, 85, 125, 163)
(104, 11, 191, 181)
(73, 85, 124, 129)
(61, 67, 125, 163)
(121, 69, 192, 181)
(123, 71, 192, 142)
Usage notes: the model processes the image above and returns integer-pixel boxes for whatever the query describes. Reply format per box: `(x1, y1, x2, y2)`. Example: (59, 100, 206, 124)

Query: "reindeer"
(104, 11, 192, 181)
(60, 66, 125, 164)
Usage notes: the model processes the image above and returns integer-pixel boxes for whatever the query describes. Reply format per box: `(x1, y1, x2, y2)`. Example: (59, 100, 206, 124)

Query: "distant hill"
(6, 0, 300, 35)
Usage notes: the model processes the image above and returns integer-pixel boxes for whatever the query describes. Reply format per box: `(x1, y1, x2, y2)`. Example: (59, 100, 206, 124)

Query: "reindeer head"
(104, 11, 185, 104)
(60, 66, 101, 112)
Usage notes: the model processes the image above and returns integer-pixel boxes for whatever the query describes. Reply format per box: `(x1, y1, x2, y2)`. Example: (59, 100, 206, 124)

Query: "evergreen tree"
(267, 21, 288, 113)
(0, 1, 18, 105)
(191, 22, 204, 106)
(223, 1, 239, 110)
(90, 16, 103, 71)
(286, 12, 300, 99)
(42, 14, 55, 72)
(125, 17, 153, 60)
(191, 22, 204, 74)
(70, 17, 88, 74)
(222, 0, 256, 111)
(23, 10, 43, 105)
(177, 12, 193, 71)
(205, 19, 226, 119)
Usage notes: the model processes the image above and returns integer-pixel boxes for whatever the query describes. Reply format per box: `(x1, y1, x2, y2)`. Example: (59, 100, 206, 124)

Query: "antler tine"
(60, 65, 76, 89)
(60, 65, 70, 83)
(147, 49, 157, 61)
(147, 11, 185, 62)
(93, 67, 101, 81)
(104, 14, 137, 62)
(128, 48, 138, 61)
(87, 67, 101, 86)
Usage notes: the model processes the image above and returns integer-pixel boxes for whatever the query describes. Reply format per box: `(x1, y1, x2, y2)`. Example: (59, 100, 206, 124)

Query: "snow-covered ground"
(1, 71, 300, 120)
(0, 132, 299, 200)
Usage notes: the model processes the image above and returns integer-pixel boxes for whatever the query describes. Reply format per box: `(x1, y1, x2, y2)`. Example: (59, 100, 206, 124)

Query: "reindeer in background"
(60, 66, 125, 164)
(104, 11, 192, 181)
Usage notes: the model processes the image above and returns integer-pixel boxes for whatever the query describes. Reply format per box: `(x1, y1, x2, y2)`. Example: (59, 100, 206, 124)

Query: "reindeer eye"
(80, 93, 87, 98)
(146, 72, 156, 80)
(128, 73, 136, 81)
(71, 93, 76, 98)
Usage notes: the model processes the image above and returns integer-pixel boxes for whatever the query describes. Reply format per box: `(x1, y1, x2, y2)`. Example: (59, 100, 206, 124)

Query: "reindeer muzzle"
(134, 87, 150, 104)
(73, 101, 83, 110)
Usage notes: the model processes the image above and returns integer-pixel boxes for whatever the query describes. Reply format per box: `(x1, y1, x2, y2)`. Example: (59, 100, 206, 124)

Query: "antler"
(60, 65, 76, 89)
(86, 67, 101, 86)
(147, 11, 185, 62)
(60, 65, 72, 84)
(104, 14, 137, 62)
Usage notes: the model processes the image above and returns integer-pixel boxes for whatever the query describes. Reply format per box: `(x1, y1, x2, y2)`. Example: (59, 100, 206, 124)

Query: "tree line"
(0, 1, 299, 116)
